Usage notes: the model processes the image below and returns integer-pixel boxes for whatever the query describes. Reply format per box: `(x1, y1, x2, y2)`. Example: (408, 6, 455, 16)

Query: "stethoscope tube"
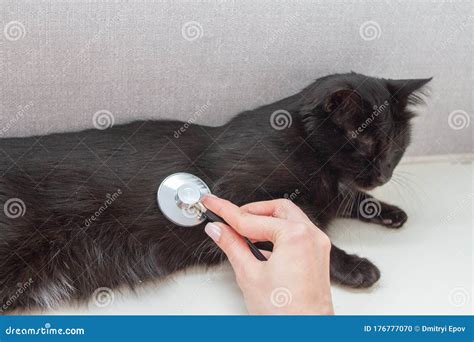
(201, 209, 268, 261)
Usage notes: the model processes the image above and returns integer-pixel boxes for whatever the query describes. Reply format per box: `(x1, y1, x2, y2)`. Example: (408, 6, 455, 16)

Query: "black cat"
(0, 72, 430, 312)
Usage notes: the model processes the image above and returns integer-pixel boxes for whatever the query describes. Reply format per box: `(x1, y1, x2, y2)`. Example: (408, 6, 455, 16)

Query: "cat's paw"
(332, 255, 380, 288)
(377, 204, 408, 228)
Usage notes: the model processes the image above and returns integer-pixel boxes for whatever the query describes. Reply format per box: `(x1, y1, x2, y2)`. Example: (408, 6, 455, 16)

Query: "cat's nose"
(376, 174, 390, 184)
(375, 170, 392, 185)
(374, 161, 393, 185)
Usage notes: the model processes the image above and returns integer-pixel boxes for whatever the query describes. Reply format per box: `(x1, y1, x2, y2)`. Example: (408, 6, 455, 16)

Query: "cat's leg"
(296, 203, 381, 288)
(251, 207, 381, 288)
(233, 201, 380, 288)
(337, 188, 408, 228)
(330, 244, 380, 288)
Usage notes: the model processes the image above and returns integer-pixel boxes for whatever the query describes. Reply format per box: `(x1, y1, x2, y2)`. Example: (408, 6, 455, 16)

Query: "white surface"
(34, 155, 473, 315)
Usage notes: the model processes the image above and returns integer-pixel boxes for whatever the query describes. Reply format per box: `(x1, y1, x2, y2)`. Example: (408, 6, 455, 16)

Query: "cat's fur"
(0, 72, 430, 312)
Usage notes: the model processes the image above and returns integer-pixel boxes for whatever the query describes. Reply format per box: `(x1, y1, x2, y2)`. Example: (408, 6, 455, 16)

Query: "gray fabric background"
(0, 0, 472, 156)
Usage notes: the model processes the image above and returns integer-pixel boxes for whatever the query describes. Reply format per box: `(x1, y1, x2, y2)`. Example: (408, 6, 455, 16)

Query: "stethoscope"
(157, 172, 267, 261)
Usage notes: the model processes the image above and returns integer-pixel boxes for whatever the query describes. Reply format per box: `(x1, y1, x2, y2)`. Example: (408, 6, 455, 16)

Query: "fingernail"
(205, 223, 221, 242)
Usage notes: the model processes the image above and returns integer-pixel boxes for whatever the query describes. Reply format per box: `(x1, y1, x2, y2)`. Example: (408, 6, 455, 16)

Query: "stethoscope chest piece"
(157, 172, 211, 227)
(158, 172, 268, 261)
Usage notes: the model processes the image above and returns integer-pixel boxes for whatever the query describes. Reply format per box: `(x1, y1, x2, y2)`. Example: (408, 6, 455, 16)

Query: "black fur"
(0, 72, 430, 312)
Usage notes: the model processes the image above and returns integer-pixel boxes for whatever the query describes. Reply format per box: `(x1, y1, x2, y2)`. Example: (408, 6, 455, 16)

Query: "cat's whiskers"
(334, 192, 346, 217)
(392, 172, 420, 203)
(342, 188, 355, 217)
(388, 175, 403, 198)
(348, 187, 357, 218)
(356, 190, 363, 220)
(392, 173, 411, 191)
(336, 189, 351, 217)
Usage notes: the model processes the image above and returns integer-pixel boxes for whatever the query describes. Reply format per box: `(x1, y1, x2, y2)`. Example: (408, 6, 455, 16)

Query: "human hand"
(202, 196, 334, 315)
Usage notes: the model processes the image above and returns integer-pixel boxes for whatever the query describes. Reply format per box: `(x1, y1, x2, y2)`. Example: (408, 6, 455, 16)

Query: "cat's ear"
(323, 89, 363, 129)
(386, 78, 432, 107)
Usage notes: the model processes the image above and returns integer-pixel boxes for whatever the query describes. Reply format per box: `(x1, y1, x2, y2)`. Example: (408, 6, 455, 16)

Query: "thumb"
(204, 222, 258, 274)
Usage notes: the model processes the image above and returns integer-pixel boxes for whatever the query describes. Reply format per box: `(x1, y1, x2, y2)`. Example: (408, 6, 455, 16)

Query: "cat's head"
(299, 72, 431, 190)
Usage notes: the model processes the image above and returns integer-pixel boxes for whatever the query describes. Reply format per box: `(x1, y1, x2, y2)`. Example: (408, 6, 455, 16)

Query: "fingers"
(240, 201, 276, 216)
(241, 199, 311, 223)
(204, 222, 259, 272)
(202, 196, 290, 242)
